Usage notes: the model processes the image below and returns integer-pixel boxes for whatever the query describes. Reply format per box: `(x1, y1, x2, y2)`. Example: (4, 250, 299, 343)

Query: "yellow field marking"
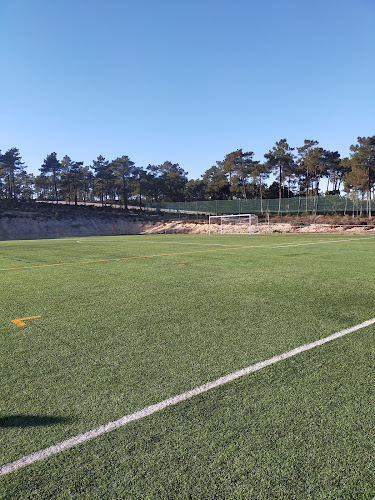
(0, 236, 373, 272)
(11, 315, 41, 326)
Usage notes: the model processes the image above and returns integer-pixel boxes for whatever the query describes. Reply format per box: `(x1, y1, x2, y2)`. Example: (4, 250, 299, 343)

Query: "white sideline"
(142, 236, 375, 248)
(1, 317, 375, 476)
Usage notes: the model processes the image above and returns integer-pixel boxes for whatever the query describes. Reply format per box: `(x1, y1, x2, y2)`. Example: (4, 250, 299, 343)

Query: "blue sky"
(1, 0, 374, 180)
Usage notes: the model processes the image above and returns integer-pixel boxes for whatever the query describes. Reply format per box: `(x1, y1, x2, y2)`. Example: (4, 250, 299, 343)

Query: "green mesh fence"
(144, 195, 369, 216)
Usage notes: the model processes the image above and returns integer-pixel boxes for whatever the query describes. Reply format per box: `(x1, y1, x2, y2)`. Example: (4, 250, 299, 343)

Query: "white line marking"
(270, 237, 375, 249)
(141, 240, 249, 247)
(1, 317, 375, 476)
(140, 236, 375, 248)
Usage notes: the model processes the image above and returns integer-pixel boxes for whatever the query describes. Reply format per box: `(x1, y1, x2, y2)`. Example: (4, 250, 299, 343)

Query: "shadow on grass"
(0, 415, 74, 428)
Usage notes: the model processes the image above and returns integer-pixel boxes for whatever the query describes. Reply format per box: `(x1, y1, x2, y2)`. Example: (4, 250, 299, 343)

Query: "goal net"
(208, 214, 259, 235)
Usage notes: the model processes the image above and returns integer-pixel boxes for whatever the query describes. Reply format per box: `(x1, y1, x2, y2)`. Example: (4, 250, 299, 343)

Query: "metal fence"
(143, 195, 370, 216)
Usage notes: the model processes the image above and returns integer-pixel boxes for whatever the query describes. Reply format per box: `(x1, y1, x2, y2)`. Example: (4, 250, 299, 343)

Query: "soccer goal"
(208, 214, 259, 235)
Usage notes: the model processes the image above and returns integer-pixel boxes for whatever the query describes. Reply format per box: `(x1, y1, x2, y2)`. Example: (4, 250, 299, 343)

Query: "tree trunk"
(242, 177, 247, 200)
(368, 168, 372, 218)
(53, 176, 58, 204)
(352, 195, 355, 218)
(368, 189, 371, 218)
(122, 177, 128, 210)
(7, 175, 12, 199)
(278, 165, 282, 215)
(305, 166, 309, 213)
(12, 172, 16, 198)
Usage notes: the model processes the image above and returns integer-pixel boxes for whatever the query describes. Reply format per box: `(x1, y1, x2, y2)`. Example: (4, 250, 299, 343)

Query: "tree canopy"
(1, 136, 375, 216)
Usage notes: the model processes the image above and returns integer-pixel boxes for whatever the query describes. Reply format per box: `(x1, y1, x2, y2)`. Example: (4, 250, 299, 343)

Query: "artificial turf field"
(1, 233, 375, 499)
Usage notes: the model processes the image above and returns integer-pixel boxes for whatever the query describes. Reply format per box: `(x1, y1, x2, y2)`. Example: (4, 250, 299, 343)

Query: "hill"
(1, 201, 375, 240)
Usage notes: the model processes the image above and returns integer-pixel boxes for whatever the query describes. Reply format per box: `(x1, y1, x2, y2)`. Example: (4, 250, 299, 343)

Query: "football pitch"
(1, 233, 375, 499)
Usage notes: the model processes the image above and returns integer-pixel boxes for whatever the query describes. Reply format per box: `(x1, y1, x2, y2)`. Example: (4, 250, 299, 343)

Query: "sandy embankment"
(1, 210, 375, 240)
(0, 211, 208, 240)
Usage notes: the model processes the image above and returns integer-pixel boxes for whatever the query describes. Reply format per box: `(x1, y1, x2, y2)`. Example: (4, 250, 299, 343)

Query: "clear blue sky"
(1, 0, 374, 180)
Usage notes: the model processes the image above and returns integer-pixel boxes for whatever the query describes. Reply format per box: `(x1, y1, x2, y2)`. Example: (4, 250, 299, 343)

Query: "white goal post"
(208, 214, 259, 235)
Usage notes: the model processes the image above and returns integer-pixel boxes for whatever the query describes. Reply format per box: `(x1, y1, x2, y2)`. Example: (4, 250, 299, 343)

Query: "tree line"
(1, 136, 374, 215)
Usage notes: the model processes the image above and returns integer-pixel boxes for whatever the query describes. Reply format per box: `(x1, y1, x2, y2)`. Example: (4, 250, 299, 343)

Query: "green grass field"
(1, 233, 375, 499)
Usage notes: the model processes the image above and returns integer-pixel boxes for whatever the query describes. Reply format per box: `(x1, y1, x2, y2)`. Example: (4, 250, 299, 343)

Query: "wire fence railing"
(142, 195, 371, 217)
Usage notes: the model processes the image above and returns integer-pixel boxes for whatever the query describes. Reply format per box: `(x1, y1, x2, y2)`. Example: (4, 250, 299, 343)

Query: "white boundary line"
(1, 317, 375, 476)
(139, 235, 375, 248)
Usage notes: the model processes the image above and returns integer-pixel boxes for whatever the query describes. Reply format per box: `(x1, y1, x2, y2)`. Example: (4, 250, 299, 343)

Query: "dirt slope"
(1, 205, 375, 240)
